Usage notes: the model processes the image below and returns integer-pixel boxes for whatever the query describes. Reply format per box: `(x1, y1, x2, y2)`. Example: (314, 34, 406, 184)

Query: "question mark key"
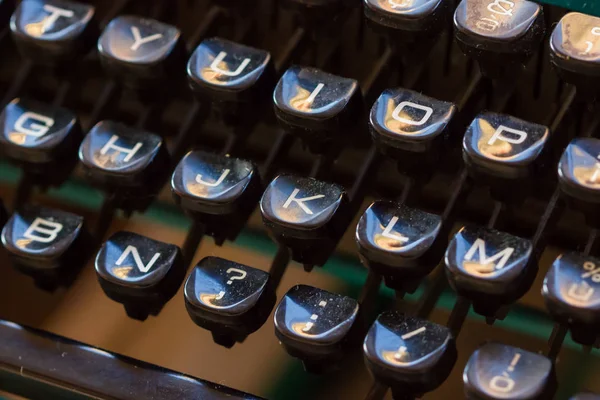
(184, 257, 275, 346)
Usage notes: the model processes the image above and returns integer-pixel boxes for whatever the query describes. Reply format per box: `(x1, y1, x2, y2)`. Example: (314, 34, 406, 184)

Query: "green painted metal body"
(541, 0, 600, 16)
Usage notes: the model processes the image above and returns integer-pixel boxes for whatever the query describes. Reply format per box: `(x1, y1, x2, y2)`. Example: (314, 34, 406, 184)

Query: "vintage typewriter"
(1, 0, 600, 398)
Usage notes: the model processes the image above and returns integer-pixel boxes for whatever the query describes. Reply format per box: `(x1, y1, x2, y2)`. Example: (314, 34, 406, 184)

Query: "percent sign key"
(542, 252, 600, 339)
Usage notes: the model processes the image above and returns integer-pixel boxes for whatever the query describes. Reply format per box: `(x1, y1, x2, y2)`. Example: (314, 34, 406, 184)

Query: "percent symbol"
(582, 262, 600, 283)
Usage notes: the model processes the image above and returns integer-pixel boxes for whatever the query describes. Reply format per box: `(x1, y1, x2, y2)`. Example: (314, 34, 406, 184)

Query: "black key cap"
(95, 231, 183, 320)
(184, 256, 274, 347)
(171, 150, 262, 244)
(98, 15, 186, 91)
(0, 319, 262, 400)
(356, 200, 443, 292)
(10, 0, 96, 66)
(364, 311, 456, 397)
(550, 13, 600, 97)
(187, 37, 275, 106)
(260, 175, 349, 266)
(78, 120, 170, 212)
(462, 112, 549, 201)
(444, 225, 534, 317)
(542, 252, 600, 345)
(454, 0, 545, 78)
(0, 98, 82, 186)
(364, 0, 450, 41)
(464, 343, 556, 400)
(1, 205, 89, 290)
(0, 0, 13, 26)
(558, 138, 600, 226)
(274, 285, 359, 369)
(282, 0, 348, 25)
(369, 88, 456, 176)
(273, 66, 364, 154)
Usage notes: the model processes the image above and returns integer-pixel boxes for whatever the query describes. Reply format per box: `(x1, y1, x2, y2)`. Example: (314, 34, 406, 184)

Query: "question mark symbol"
(226, 268, 247, 285)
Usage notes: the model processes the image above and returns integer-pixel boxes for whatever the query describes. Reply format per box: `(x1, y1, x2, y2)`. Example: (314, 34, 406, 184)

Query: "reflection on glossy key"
(10, 0, 96, 65)
(79, 121, 169, 205)
(172, 150, 259, 214)
(356, 201, 442, 282)
(185, 257, 269, 315)
(445, 226, 533, 316)
(364, 311, 456, 395)
(462, 112, 549, 180)
(370, 88, 456, 155)
(1, 205, 88, 289)
(454, 0, 544, 76)
(464, 343, 555, 400)
(550, 13, 600, 88)
(0, 98, 82, 164)
(95, 231, 183, 320)
(572, 393, 600, 400)
(364, 0, 449, 38)
(184, 257, 274, 347)
(275, 285, 358, 361)
(188, 37, 274, 103)
(98, 15, 186, 89)
(261, 175, 348, 265)
(274, 66, 363, 152)
(558, 138, 600, 203)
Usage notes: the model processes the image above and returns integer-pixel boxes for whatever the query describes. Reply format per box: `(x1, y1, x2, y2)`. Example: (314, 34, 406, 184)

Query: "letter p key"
(487, 125, 527, 146)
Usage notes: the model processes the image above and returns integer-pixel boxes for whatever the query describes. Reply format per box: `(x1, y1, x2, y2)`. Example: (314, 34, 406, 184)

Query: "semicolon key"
(95, 231, 184, 320)
(274, 284, 359, 371)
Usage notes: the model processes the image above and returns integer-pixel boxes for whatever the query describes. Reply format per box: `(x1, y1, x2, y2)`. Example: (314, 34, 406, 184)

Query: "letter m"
(463, 238, 514, 272)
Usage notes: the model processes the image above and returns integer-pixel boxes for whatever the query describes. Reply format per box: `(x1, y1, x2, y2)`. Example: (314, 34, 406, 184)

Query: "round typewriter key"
(10, 0, 97, 67)
(95, 231, 183, 320)
(356, 201, 443, 293)
(445, 225, 534, 318)
(543, 252, 600, 345)
(464, 343, 556, 400)
(454, 0, 545, 78)
(274, 284, 359, 371)
(273, 66, 365, 154)
(184, 257, 275, 347)
(260, 175, 349, 267)
(364, 311, 456, 397)
(550, 13, 600, 98)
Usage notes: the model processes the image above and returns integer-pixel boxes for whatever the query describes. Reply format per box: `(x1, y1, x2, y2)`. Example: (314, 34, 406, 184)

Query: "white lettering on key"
(14, 112, 54, 138)
(487, 125, 527, 146)
(464, 238, 515, 273)
(23, 218, 63, 243)
(115, 245, 161, 273)
(41, 5, 74, 34)
(381, 216, 409, 243)
(210, 52, 251, 77)
(282, 188, 325, 215)
(196, 169, 230, 187)
(100, 135, 143, 162)
(391, 101, 433, 127)
(130, 27, 163, 51)
(303, 83, 325, 105)
(487, 0, 515, 16)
